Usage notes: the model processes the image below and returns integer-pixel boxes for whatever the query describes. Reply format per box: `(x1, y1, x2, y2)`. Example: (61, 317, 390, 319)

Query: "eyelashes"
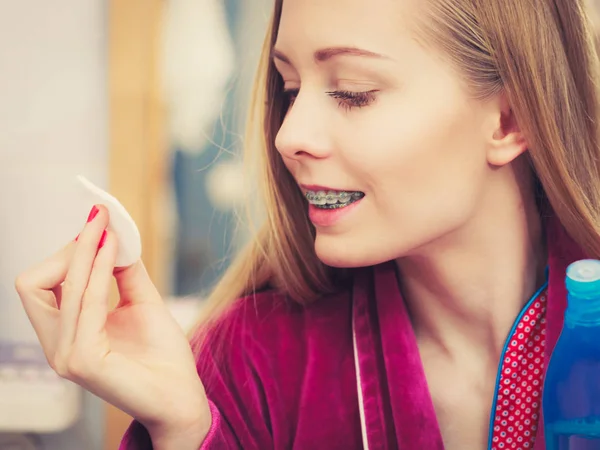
(326, 90, 378, 111)
(282, 88, 379, 111)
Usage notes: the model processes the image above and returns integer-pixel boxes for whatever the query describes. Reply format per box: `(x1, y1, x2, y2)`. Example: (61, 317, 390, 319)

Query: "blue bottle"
(543, 259, 600, 449)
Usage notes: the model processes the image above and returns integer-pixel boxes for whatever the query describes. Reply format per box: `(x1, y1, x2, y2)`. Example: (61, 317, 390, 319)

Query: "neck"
(396, 166, 547, 363)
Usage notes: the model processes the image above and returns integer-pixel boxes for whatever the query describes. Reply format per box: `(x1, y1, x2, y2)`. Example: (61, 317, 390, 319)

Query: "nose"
(274, 90, 333, 161)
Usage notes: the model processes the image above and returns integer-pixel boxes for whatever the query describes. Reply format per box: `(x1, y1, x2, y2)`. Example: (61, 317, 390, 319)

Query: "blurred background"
(2, 1, 600, 449)
(1, 0, 270, 448)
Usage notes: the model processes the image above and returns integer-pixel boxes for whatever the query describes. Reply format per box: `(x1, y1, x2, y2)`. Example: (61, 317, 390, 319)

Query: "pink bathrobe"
(119, 215, 585, 449)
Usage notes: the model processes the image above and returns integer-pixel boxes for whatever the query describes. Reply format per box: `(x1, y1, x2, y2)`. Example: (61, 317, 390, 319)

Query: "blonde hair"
(192, 0, 600, 336)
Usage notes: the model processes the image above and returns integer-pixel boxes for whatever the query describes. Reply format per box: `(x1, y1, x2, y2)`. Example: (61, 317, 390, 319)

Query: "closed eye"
(282, 88, 378, 111)
(326, 90, 379, 110)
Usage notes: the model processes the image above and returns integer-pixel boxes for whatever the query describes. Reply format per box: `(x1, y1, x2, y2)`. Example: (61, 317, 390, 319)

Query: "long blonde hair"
(193, 0, 600, 335)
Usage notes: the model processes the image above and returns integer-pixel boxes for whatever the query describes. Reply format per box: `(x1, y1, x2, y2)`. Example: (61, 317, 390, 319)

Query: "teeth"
(338, 192, 351, 203)
(315, 191, 327, 206)
(325, 191, 338, 205)
(305, 189, 364, 207)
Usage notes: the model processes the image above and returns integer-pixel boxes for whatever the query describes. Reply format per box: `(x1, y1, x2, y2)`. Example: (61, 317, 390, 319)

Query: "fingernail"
(98, 230, 107, 249)
(87, 206, 100, 223)
(74, 233, 80, 242)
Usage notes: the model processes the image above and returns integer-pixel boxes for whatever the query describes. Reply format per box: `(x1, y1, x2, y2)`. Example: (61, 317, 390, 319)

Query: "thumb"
(113, 260, 162, 304)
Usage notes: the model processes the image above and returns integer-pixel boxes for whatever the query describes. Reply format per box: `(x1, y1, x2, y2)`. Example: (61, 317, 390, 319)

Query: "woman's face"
(273, 0, 510, 268)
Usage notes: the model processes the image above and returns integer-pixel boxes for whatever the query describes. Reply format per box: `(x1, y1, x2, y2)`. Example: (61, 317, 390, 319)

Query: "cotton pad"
(75, 175, 142, 268)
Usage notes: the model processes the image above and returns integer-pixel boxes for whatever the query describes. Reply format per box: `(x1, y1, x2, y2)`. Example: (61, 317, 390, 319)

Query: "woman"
(14, 0, 600, 448)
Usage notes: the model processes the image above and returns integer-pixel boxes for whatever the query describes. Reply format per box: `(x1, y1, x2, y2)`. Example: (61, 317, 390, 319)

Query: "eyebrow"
(271, 46, 393, 65)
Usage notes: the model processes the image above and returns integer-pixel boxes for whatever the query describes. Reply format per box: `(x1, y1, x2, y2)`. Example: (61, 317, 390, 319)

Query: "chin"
(313, 233, 398, 269)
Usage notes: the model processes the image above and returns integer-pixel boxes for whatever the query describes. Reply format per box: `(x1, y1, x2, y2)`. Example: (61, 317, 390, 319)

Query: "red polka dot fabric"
(490, 289, 547, 450)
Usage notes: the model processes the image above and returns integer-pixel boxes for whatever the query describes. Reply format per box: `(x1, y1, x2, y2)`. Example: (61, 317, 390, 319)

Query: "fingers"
(16, 204, 117, 385)
(77, 229, 118, 341)
(57, 205, 109, 359)
(15, 242, 75, 301)
(114, 260, 163, 305)
(14, 243, 75, 349)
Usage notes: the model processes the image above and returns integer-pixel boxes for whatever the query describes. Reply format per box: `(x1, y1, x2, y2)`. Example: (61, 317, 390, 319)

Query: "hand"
(15, 205, 211, 446)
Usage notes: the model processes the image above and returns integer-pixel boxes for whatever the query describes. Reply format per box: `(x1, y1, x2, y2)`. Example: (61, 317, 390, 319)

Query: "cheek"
(339, 90, 489, 240)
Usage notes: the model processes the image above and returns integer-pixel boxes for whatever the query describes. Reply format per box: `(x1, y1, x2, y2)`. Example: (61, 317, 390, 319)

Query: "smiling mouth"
(305, 189, 365, 209)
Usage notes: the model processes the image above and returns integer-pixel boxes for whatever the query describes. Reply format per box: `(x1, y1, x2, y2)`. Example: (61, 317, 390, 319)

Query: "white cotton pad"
(75, 175, 142, 268)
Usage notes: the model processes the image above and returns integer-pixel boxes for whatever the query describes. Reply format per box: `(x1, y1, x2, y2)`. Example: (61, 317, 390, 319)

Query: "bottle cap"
(566, 259, 600, 297)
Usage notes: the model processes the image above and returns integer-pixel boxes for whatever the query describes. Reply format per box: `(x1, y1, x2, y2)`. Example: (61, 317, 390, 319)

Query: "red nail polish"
(74, 233, 80, 242)
(98, 230, 107, 249)
(87, 206, 99, 223)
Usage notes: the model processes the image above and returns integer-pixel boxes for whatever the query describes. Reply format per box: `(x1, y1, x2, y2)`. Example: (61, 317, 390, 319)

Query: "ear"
(487, 92, 528, 166)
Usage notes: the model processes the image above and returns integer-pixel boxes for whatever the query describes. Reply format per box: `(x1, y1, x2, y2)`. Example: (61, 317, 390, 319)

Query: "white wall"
(0, 1, 107, 448)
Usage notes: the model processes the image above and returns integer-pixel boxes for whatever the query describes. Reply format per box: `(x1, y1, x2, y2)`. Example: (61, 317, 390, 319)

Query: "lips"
(307, 194, 364, 226)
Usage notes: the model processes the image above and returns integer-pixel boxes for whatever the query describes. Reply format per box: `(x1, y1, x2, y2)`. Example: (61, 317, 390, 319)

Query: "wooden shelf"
(106, 0, 167, 448)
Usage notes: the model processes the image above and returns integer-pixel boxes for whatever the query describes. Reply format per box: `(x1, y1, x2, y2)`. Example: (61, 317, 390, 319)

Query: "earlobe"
(487, 132, 529, 166)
